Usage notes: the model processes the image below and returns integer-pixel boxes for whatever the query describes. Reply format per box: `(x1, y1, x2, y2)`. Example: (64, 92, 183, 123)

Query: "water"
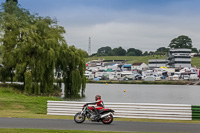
(62, 83, 200, 105)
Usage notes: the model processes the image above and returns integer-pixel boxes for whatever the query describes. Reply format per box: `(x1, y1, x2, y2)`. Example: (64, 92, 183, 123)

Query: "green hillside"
(86, 56, 200, 68)
(191, 57, 200, 68)
(86, 55, 166, 64)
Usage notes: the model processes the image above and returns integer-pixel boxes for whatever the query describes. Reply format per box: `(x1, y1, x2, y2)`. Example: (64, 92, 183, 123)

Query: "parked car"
(135, 74, 142, 80)
(155, 77, 161, 81)
(183, 75, 190, 80)
(143, 76, 156, 81)
(190, 74, 199, 80)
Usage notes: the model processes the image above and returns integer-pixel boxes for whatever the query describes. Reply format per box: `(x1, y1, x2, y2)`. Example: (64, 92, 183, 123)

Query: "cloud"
(62, 10, 200, 53)
(19, 0, 200, 53)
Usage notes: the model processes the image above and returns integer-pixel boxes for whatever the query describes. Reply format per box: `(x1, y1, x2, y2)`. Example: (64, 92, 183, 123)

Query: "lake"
(62, 83, 200, 105)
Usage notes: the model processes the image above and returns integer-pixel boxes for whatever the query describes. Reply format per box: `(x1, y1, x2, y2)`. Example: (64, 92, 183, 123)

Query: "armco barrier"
(47, 101, 193, 120)
(192, 105, 200, 120)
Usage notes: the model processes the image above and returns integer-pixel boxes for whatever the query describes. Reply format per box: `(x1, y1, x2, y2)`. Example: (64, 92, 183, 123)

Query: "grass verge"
(0, 86, 62, 118)
(0, 129, 158, 133)
(87, 80, 192, 85)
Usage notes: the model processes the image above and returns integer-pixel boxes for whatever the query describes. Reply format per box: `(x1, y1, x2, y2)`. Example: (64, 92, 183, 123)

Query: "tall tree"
(0, 1, 20, 83)
(169, 35, 192, 49)
(143, 51, 149, 56)
(6, 0, 18, 3)
(112, 47, 126, 56)
(0, 1, 86, 96)
(56, 45, 86, 97)
(126, 48, 143, 56)
(191, 48, 198, 53)
(97, 46, 112, 56)
(155, 47, 169, 55)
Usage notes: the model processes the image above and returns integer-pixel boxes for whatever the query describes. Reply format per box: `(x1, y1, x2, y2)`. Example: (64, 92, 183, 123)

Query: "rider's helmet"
(95, 95, 101, 101)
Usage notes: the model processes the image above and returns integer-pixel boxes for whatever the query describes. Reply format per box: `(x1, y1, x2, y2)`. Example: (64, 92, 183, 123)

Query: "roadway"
(0, 117, 200, 133)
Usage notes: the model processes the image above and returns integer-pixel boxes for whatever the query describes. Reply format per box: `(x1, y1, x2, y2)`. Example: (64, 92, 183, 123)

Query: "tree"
(143, 51, 149, 56)
(82, 50, 89, 58)
(56, 45, 86, 97)
(6, 0, 18, 3)
(112, 47, 126, 56)
(156, 47, 169, 53)
(126, 48, 142, 56)
(191, 48, 198, 53)
(0, 1, 21, 83)
(1, 2, 64, 94)
(0, 1, 86, 96)
(169, 35, 192, 49)
(155, 47, 169, 55)
(149, 51, 155, 56)
(97, 46, 112, 56)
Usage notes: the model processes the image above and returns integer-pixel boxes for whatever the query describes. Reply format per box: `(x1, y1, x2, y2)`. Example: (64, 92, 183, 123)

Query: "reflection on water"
(62, 83, 200, 105)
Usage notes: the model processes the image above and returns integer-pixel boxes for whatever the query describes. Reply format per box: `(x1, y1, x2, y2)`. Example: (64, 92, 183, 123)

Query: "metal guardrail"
(47, 101, 192, 120)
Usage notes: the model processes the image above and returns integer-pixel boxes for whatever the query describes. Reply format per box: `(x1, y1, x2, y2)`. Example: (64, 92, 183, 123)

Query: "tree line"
(93, 35, 199, 57)
(0, 1, 87, 97)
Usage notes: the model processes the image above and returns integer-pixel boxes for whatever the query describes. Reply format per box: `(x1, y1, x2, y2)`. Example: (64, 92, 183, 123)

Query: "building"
(168, 48, 191, 68)
(148, 59, 168, 69)
(132, 62, 148, 70)
(148, 48, 192, 69)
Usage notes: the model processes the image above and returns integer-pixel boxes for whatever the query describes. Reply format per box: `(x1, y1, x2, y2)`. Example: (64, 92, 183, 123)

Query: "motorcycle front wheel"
(101, 114, 113, 124)
(74, 112, 85, 123)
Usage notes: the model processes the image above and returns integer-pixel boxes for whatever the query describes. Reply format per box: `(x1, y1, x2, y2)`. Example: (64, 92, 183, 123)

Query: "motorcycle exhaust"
(100, 112, 112, 118)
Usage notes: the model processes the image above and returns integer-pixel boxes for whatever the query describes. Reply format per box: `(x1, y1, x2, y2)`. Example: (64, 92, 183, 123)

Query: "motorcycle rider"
(84, 95, 104, 119)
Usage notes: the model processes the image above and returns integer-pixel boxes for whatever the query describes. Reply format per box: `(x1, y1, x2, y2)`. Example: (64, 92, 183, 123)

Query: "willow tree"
(1, 1, 86, 96)
(56, 45, 86, 97)
(0, 1, 18, 82)
(0, 1, 65, 94)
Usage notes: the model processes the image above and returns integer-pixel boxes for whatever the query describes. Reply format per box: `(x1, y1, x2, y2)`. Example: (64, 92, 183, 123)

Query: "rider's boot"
(94, 108, 100, 119)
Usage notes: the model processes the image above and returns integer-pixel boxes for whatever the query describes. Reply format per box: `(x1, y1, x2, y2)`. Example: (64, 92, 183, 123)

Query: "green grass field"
(191, 57, 200, 68)
(0, 86, 68, 119)
(85, 55, 166, 64)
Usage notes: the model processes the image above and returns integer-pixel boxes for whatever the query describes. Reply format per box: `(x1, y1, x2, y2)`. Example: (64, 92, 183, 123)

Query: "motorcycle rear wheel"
(101, 114, 113, 124)
(74, 112, 85, 123)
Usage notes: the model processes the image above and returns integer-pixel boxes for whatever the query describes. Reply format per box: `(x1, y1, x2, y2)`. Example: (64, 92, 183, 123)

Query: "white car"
(155, 77, 161, 81)
(183, 75, 190, 80)
(143, 76, 156, 81)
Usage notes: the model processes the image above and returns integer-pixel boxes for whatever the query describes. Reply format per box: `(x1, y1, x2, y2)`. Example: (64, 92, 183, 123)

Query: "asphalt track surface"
(0, 117, 200, 133)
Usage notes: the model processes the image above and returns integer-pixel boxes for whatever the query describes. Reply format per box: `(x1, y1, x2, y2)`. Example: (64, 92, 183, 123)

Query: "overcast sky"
(5, 0, 200, 54)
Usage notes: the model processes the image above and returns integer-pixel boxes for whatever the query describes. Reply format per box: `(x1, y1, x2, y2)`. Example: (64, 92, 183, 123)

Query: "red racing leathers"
(86, 99, 104, 117)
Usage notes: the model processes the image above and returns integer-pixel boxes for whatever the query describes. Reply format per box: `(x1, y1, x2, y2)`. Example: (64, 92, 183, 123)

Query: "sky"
(2, 0, 200, 54)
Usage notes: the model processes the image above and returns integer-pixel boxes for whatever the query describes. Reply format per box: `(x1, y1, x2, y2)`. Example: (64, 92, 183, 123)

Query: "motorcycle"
(74, 103, 114, 124)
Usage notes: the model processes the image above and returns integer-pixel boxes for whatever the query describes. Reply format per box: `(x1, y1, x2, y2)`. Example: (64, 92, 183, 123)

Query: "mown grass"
(85, 55, 166, 64)
(0, 86, 62, 118)
(86, 56, 200, 67)
(191, 57, 200, 68)
(0, 129, 158, 133)
(87, 80, 192, 85)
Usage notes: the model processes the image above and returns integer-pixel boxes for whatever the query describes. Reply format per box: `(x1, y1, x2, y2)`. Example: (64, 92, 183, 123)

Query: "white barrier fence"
(47, 101, 192, 120)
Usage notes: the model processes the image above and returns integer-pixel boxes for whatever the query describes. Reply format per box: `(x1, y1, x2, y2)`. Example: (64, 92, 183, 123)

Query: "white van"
(190, 74, 199, 80)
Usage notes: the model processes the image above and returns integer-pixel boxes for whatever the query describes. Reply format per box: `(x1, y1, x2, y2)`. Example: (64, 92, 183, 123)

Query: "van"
(190, 74, 199, 80)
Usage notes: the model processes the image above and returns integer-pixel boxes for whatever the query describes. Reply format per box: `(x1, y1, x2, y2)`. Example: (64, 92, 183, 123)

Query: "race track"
(0, 117, 200, 133)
